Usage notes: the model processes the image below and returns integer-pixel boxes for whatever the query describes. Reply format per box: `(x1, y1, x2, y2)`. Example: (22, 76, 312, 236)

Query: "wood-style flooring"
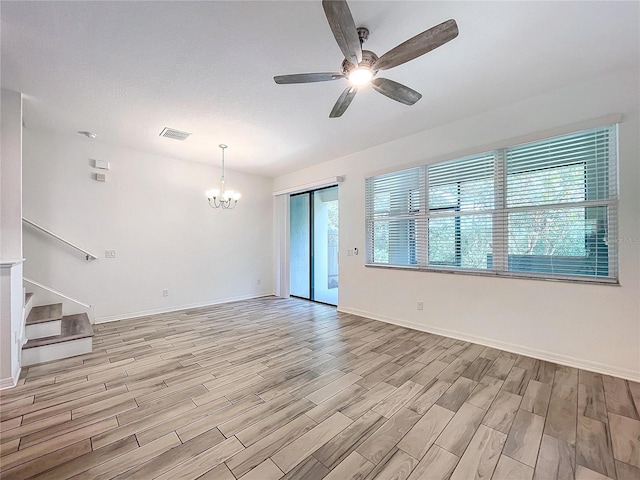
(1, 296, 639, 479)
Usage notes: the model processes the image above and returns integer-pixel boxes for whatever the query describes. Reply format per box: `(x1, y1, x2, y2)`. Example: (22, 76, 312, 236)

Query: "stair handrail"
(22, 218, 97, 260)
(23, 277, 93, 309)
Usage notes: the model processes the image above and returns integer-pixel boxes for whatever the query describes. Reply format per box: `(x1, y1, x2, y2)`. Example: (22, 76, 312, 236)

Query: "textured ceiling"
(1, 1, 638, 177)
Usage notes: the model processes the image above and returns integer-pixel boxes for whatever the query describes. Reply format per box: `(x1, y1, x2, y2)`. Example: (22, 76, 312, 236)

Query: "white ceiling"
(2, 1, 638, 177)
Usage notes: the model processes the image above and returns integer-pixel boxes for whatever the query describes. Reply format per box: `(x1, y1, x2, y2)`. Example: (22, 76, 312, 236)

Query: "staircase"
(22, 295, 94, 366)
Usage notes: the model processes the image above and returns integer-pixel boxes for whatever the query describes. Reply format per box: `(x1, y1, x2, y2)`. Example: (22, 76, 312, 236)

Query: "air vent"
(159, 127, 192, 141)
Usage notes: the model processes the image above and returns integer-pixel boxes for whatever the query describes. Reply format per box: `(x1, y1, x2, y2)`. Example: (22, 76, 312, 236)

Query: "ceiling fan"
(274, 0, 459, 118)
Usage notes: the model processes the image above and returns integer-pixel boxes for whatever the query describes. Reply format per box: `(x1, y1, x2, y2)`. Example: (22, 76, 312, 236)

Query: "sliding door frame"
(289, 185, 338, 306)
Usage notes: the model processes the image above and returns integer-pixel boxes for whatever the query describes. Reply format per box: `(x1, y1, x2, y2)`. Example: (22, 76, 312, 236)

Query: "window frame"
(364, 125, 619, 284)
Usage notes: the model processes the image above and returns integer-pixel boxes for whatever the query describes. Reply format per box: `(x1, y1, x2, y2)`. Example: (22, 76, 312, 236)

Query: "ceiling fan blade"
(374, 19, 459, 71)
(371, 78, 422, 105)
(329, 86, 357, 118)
(274, 73, 345, 84)
(322, 0, 362, 66)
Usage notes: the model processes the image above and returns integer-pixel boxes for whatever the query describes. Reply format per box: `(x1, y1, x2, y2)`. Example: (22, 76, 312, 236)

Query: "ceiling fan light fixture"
(348, 67, 373, 86)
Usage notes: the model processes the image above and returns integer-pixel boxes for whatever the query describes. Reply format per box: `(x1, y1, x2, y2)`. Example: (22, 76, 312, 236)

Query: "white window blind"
(365, 167, 424, 266)
(503, 127, 617, 279)
(365, 125, 618, 283)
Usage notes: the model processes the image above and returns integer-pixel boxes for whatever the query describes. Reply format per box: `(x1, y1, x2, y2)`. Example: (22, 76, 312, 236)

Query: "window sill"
(364, 263, 620, 286)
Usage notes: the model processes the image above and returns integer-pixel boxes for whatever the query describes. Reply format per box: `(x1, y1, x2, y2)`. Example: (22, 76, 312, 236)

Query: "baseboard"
(0, 366, 21, 390)
(337, 306, 640, 383)
(94, 292, 275, 324)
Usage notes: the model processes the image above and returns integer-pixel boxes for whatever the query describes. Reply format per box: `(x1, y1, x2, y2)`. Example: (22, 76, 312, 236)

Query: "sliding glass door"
(290, 186, 339, 305)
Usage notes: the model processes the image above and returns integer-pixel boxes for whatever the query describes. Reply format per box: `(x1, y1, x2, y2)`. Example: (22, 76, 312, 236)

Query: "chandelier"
(206, 144, 240, 209)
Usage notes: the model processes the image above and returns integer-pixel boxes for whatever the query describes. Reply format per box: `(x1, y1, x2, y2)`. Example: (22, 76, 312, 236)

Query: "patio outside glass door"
(290, 186, 339, 305)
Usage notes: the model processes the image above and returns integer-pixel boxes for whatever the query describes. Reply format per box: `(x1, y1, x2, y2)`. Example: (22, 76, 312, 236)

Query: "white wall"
(22, 129, 274, 322)
(1, 88, 24, 388)
(274, 68, 640, 381)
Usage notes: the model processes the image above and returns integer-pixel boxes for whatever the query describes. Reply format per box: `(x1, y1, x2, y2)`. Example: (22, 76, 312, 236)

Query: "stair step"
(23, 313, 93, 349)
(25, 292, 34, 303)
(26, 303, 63, 325)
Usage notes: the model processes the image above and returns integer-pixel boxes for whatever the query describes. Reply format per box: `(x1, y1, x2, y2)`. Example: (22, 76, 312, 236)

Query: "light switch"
(93, 159, 110, 170)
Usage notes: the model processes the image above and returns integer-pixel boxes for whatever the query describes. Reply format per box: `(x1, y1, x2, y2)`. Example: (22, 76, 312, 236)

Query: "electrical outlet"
(105, 250, 116, 258)
(347, 249, 354, 256)
(417, 301, 424, 311)
(163, 289, 169, 297)
(257, 279, 261, 285)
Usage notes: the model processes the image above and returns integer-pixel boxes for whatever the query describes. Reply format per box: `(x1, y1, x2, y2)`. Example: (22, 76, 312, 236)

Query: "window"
(365, 126, 618, 282)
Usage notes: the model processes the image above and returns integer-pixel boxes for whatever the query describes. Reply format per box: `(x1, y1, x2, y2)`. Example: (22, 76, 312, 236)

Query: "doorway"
(289, 186, 339, 305)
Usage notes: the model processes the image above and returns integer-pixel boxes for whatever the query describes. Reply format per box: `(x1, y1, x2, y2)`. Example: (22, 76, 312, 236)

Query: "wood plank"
(521, 380, 552, 417)
(357, 408, 422, 464)
(363, 448, 417, 480)
(485, 354, 516, 381)
(372, 380, 424, 418)
(198, 463, 236, 480)
(0, 440, 91, 480)
(467, 377, 503, 410)
(608, 412, 640, 468)
(492, 454, 533, 480)
(226, 413, 317, 478)
(338, 382, 395, 420)
(271, 412, 352, 473)
(503, 409, 545, 467)
(91, 399, 194, 449)
(616, 459, 640, 480)
(436, 377, 478, 413)
(175, 395, 264, 443)
(574, 465, 615, 480)
(312, 410, 386, 470)
(533, 434, 575, 480)
(279, 455, 329, 480)
(602, 376, 639, 419)
(462, 357, 494, 382)
(73, 432, 181, 480)
(1, 417, 117, 471)
(238, 459, 283, 480)
(236, 398, 315, 447)
(503, 367, 533, 396)
(450, 424, 507, 480)
(154, 436, 244, 480)
(552, 371, 578, 403)
(35, 435, 138, 480)
(410, 360, 449, 386)
(138, 399, 231, 446)
(406, 379, 451, 415)
(398, 403, 454, 459)
(305, 373, 362, 405)
(218, 393, 298, 438)
(544, 395, 577, 446)
(321, 451, 374, 480)
(407, 444, 459, 480)
(306, 384, 368, 423)
(437, 358, 472, 383)
(434, 402, 484, 457)
(482, 390, 522, 434)
(111, 428, 226, 479)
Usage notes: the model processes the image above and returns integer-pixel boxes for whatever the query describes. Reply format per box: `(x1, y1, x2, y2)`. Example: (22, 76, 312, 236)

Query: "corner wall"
(1, 88, 24, 388)
(274, 68, 640, 381)
(22, 130, 274, 322)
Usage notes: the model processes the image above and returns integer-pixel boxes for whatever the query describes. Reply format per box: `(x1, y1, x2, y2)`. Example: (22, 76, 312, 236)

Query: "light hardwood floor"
(1, 296, 639, 479)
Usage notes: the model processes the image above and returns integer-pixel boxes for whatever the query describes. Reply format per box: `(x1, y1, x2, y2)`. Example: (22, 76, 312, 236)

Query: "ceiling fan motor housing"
(341, 50, 378, 76)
